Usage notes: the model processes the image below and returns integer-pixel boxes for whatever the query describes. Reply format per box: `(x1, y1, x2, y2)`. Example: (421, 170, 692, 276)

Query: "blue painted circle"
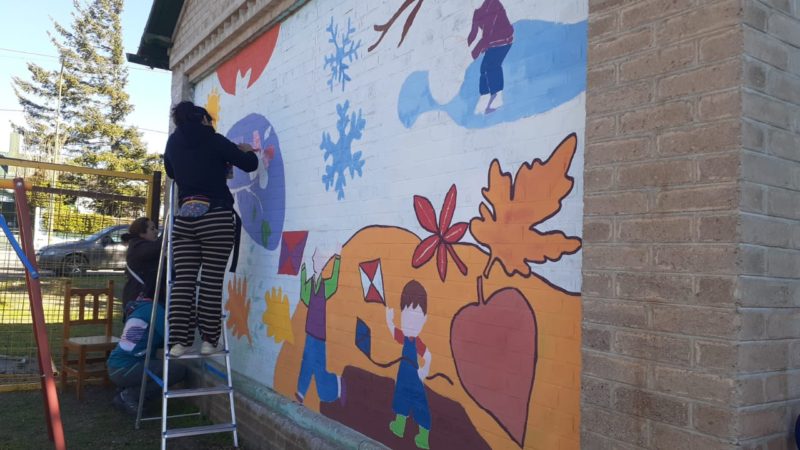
(226, 114, 285, 250)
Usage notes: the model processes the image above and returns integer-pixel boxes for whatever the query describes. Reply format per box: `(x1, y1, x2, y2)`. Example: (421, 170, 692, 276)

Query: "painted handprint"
(226, 275, 253, 344)
(262, 286, 294, 344)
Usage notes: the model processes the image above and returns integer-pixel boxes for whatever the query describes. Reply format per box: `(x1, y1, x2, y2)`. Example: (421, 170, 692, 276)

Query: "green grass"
(0, 273, 127, 385)
(0, 274, 127, 323)
(0, 386, 235, 449)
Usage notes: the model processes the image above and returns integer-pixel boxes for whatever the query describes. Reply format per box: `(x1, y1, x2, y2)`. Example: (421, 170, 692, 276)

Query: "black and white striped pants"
(169, 208, 236, 347)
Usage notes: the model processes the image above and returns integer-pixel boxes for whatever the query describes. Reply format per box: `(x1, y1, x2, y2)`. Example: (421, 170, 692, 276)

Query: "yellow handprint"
(262, 287, 293, 344)
(205, 87, 221, 129)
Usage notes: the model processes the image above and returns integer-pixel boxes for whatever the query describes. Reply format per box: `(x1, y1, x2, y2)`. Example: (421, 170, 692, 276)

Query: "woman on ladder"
(164, 101, 258, 357)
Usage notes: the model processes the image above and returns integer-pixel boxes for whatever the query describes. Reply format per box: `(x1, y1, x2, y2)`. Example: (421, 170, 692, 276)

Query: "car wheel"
(60, 254, 87, 277)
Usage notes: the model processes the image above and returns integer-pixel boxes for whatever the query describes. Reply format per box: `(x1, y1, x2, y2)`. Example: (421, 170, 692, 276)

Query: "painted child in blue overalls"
(385, 280, 432, 449)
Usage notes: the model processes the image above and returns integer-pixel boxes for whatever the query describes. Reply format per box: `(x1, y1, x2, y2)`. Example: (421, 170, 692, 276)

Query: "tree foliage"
(12, 0, 161, 215)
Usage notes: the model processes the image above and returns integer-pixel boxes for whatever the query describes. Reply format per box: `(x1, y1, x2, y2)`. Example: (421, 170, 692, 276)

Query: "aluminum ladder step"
(167, 349, 228, 360)
(139, 181, 239, 450)
(165, 386, 232, 399)
(164, 423, 236, 439)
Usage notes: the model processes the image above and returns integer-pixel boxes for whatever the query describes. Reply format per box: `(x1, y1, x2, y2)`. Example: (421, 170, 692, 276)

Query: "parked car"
(36, 225, 129, 276)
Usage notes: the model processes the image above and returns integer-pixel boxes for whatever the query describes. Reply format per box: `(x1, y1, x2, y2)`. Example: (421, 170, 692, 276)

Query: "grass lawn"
(0, 384, 235, 449)
(1, 273, 127, 385)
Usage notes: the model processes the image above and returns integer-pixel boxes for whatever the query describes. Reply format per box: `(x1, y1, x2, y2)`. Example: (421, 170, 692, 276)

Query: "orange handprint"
(226, 275, 253, 344)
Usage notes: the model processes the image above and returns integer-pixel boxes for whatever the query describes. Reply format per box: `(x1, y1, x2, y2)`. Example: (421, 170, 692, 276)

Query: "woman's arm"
(214, 134, 259, 172)
(164, 154, 175, 178)
(141, 238, 163, 263)
(128, 238, 162, 265)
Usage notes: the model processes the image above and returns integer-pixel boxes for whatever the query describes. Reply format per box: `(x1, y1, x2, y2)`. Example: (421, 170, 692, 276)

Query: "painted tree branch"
(368, 0, 425, 52)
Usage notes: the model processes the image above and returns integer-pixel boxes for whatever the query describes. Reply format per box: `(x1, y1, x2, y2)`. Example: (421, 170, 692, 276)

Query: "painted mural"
(193, 0, 586, 448)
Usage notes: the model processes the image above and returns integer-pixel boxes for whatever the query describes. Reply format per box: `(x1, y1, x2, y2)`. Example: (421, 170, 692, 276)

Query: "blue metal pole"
(0, 213, 39, 279)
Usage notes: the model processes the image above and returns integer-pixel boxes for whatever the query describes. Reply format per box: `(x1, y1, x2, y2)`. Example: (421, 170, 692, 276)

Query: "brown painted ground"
(320, 366, 490, 450)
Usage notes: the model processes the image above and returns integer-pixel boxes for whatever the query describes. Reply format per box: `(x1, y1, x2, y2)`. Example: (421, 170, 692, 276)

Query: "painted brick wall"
(169, 1, 587, 449)
(583, 0, 744, 448)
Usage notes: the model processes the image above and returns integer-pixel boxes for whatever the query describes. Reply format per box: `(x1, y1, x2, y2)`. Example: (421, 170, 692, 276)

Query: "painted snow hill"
(398, 20, 587, 129)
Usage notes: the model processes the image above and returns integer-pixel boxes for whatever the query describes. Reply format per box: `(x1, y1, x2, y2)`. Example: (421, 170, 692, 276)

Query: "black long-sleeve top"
(164, 122, 258, 209)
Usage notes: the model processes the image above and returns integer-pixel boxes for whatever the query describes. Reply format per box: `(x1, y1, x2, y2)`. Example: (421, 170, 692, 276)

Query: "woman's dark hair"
(171, 101, 212, 127)
(122, 217, 151, 243)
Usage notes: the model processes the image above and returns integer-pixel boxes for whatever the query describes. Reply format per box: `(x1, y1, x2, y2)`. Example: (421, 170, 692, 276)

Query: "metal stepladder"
(134, 181, 238, 449)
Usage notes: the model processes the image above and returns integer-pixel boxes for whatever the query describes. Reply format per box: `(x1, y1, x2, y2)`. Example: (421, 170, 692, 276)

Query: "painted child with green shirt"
(295, 248, 344, 405)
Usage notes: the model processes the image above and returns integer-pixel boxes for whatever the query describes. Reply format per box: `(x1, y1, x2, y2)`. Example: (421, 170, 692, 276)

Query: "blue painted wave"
(398, 20, 587, 129)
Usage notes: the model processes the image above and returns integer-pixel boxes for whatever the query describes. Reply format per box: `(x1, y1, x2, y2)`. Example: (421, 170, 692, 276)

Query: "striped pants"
(169, 208, 236, 347)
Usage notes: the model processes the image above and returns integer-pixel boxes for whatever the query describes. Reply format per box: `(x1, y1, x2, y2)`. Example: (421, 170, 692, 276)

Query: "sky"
(0, 0, 171, 155)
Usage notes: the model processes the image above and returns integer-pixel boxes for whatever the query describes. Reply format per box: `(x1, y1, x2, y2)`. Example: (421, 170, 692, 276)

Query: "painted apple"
(450, 276, 537, 447)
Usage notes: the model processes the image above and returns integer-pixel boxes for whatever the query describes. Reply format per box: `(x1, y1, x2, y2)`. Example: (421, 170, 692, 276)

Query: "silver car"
(36, 225, 128, 276)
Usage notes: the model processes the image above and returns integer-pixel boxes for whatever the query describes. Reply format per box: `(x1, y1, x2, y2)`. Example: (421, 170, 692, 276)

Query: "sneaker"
(200, 341, 217, 355)
(112, 390, 138, 416)
(169, 344, 189, 357)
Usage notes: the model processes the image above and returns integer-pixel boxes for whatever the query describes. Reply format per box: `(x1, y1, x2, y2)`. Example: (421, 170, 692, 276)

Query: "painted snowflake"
(320, 100, 366, 200)
(323, 17, 361, 92)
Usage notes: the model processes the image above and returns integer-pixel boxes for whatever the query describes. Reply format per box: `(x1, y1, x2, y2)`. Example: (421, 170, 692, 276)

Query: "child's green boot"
(389, 414, 407, 438)
(414, 426, 430, 449)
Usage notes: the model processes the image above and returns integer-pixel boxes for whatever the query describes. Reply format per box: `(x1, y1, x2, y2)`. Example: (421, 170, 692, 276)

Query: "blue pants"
(392, 364, 431, 429)
(297, 334, 339, 402)
(108, 359, 186, 400)
(479, 44, 512, 96)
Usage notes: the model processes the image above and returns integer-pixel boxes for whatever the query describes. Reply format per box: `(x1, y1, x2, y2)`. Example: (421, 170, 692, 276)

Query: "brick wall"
(737, 0, 800, 448)
(192, 374, 386, 450)
(161, 0, 800, 447)
(583, 0, 745, 447)
(170, 0, 301, 83)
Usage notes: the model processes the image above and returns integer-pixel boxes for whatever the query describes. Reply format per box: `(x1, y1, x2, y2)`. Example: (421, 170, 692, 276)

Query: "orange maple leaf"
(226, 275, 253, 345)
(470, 133, 582, 278)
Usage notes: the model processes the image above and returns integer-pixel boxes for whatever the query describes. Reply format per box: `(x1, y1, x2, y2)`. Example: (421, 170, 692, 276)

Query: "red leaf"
(446, 244, 468, 276)
(414, 195, 439, 233)
(412, 235, 440, 268)
(443, 222, 468, 243)
(436, 241, 448, 281)
(439, 184, 457, 233)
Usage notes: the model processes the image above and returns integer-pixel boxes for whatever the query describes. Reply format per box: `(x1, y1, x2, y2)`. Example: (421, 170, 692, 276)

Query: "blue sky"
(0, 0, 171, 155)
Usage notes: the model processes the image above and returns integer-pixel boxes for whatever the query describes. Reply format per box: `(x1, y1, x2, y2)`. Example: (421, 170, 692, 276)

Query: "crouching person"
(107, 296, 186, 415)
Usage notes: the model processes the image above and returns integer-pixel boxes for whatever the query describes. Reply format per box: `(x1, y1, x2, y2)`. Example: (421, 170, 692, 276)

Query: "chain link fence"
(0, 157, 161, 390)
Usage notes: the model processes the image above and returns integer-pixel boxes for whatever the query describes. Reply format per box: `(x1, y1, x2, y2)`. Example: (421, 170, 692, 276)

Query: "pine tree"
(12, 0, 161, 215)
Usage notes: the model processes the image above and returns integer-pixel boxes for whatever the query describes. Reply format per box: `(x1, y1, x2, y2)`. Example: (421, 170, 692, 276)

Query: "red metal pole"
(13, 177, 67, 450)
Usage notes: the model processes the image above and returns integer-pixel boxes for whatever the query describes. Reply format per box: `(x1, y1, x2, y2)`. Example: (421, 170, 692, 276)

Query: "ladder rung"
(140, 412, 201, 421)
(167, 349, 229, 360)
(164, 423, 236, 439)
(165, 386, 232, 399)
